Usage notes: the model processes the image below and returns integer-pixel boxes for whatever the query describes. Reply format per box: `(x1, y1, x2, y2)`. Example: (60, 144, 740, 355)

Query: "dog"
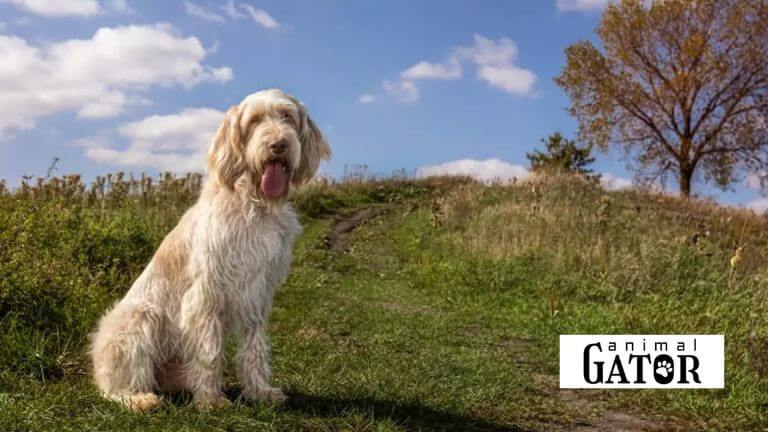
(90, 89, 331, 411)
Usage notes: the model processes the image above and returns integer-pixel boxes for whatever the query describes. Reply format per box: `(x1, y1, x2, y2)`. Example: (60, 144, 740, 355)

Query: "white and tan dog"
(90, 89, 331, 411)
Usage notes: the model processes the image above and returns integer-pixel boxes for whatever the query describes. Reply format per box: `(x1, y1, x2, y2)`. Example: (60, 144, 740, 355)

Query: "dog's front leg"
(236, 311, 286, 404)
(180, 283, 230, 409)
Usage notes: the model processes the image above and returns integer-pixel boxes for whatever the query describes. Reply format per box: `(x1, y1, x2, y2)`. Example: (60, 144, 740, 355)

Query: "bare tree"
(556, 0, 768, 197)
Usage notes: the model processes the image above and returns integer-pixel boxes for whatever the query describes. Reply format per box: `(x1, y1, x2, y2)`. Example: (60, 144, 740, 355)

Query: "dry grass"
(441, 173, 768, 284)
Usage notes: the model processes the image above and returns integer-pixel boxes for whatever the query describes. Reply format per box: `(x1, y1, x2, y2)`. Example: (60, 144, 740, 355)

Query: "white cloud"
(185, 1, 224, 22)
(401, 60, 461, 81)
(84, 107, 224, 172)
(556, 0, 614, 12)
(0, 24, 231, 138)
(456, 35, 536, 95)
(384, 34, 535, 102)
(212, 1, 279, 29)
(600, 173, 632, 190)
(382, 79, 419, 103)
(476, 65, 536, 95)
(358, 93, 376, 104)
(1, 0, 101, 16)
(240, 3, 279, 28)
(87, 147, 205, 172)
(417, 158, 531, 184)
(417, 159, 635, 191)
(454, 35, 519, 66)
(747, 198, 768, 213)
(221, 0, 245, 19)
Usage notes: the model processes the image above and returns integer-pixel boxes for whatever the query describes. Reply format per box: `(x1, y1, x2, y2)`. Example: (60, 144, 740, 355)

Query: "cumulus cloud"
(556, 0, 615, 12)
(417, 158, 531, 184)
(457, 35, 536, 95)
(475, 65, 535, 94)
(600, 173, 633, 190)
(1, 0, 101, 16)
(383, 34, 535, 103)
(0, 24, 231, 138)
(84, 107, 224, 172)
(358, 93, 376, 104)
(184, 1, 224, 22)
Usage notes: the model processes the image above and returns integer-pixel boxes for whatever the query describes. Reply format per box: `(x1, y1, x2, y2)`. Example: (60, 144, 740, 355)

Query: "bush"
(0, 173, 452, 380)
(0, 187, 188, 379)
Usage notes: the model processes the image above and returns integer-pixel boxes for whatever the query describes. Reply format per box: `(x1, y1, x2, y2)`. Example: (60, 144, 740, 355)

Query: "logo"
(559, 335, 724, 389)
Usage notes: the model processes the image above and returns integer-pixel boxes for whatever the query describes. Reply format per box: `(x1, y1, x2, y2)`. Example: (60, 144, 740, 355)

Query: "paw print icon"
(653, 355, 675, 384)
(656, 361, 672, 377)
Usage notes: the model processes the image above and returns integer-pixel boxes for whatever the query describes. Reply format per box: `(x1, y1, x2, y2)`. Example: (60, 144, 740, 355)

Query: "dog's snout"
(268, 140, 287, 154)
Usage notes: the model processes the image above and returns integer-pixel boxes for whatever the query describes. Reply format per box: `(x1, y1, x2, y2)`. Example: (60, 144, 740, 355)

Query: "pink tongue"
(261, 163, 287, 198)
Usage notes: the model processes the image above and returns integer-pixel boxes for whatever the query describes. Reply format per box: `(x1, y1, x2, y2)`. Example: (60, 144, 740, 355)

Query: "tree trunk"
(679, 166, 692, 198)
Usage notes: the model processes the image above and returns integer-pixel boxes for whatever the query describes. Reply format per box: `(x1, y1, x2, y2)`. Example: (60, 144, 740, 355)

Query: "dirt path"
(324, 206, 386, 252)
(322, 203, 680, 431)
(532, 374, 677, 431)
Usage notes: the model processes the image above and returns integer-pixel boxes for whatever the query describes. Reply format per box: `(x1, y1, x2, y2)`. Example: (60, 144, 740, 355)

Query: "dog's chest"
(215, 208, 300, 282)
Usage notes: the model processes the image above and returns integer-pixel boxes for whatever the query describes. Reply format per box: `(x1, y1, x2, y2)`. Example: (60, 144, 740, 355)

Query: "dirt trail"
(324, 206, 386, 252)
(532, 374, 677, 431)
(325, 203, 680, 432)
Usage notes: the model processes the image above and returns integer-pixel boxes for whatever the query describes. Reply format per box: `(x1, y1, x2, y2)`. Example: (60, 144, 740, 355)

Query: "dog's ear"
(293, 105, 331, 186)
(207, 105, 245, 190)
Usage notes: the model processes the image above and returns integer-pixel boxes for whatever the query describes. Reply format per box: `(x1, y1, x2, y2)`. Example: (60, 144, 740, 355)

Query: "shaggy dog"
(90, 89, 331, 411)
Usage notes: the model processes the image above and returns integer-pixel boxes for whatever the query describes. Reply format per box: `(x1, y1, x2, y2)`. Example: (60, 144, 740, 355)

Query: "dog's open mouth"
(261, 160, 289, 199)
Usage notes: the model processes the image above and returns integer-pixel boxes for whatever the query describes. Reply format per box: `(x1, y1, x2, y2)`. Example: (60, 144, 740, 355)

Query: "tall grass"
(436, 173, 768, 395)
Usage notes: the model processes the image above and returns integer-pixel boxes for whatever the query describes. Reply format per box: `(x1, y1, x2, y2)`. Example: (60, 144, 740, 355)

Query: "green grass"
(1, 174, 767, 430)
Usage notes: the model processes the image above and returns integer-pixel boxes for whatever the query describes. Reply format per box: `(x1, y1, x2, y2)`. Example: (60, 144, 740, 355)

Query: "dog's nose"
(268, 140, 287, 154)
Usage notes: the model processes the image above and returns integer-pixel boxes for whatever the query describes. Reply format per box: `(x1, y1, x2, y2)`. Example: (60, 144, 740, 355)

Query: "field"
(1, 172, 767, 431)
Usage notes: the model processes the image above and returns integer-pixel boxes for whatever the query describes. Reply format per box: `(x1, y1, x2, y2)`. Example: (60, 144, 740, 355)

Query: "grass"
(0, 172, 767, 431)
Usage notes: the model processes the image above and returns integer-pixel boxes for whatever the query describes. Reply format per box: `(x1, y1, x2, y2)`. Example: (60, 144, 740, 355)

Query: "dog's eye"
(282, 111, 296, 126)
(250, 114, 263, 124)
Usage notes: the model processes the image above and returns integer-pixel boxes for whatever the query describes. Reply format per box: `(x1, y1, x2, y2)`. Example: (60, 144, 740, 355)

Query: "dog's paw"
(193, 395, 232, 411)
(108, 392, 163, 412)
(243, 386, 287, 404)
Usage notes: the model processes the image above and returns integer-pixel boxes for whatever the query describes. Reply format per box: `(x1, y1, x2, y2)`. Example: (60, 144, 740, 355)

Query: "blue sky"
(0, 0, 765, 209)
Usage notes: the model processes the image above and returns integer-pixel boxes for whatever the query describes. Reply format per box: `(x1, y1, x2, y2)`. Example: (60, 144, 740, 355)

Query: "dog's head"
(206, 89, 331, 200)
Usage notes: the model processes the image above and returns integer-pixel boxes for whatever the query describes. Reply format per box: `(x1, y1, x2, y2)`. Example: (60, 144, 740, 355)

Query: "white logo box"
(560, 335, 724, 389)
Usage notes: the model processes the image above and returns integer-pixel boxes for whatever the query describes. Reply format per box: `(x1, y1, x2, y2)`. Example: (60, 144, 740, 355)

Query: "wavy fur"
(90, 89, 330, 411)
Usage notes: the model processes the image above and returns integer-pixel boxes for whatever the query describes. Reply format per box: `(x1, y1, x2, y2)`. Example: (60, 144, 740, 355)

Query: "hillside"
(0, 173, 767, 431)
